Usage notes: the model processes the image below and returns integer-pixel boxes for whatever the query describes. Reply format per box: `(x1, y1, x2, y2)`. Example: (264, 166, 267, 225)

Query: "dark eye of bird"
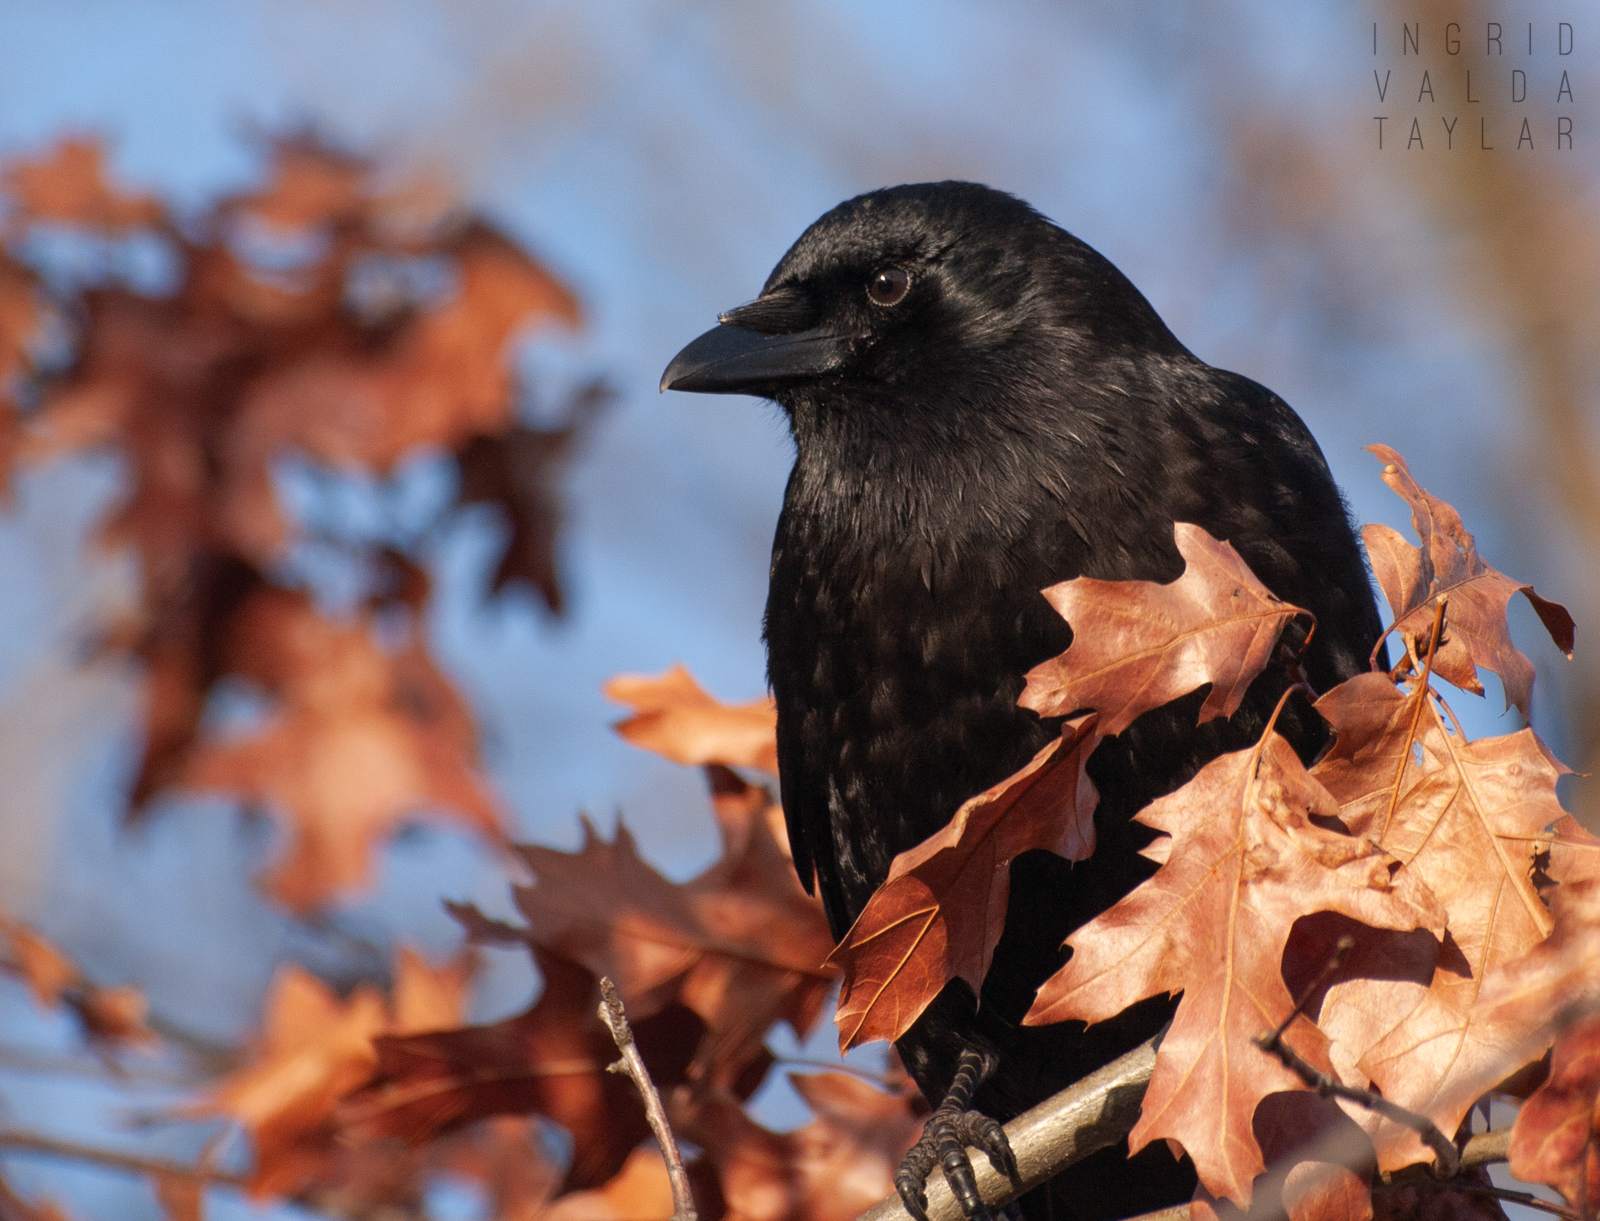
(867, 268, 910, 307)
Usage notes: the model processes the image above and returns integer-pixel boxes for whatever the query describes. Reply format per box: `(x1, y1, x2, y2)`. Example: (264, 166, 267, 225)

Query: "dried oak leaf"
(182, 589, 503, 910)
(1310, 673, 1568, 1168)
(1362, 445, 1573, 715)
(685, 1071, 925, 1221)
(830, 715, 1100, 1050)
(1025, 732, 1443, 1208)
(183, 965, 388, 1199)
(152, 1171, 203, 1221)
(1020, 522, 1306, 735)
(1507, 1007, 1600, 1212)
(456, 379, 610, 613)
(340, 949, 700, 1193)
(541, 1145, 674, 1221)
(502, 796, 834, 1090)
(392, 944, 475, 1035)
(0, 252, 38, 487)
(0, 915, 156, 1046)
(223, 139, 368, 235)
(605, 664, 779, 777)
(1188, 1092, 1377, 1221)
(0, 137, 164, 231)
(220, 222, 580, 563)
(428, 1116, 563, 1221)
(1476, 877, 1600, 1055)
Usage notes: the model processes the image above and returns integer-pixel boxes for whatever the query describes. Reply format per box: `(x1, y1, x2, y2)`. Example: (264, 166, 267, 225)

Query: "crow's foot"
(894, 1048, 1019, 1221)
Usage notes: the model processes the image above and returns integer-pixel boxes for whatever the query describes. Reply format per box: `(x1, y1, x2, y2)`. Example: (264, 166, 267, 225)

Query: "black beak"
(660, 323, 852, 394)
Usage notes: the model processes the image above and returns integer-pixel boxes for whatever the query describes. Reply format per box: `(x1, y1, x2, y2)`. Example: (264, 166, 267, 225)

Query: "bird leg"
(895, 1046, 1020, 1221)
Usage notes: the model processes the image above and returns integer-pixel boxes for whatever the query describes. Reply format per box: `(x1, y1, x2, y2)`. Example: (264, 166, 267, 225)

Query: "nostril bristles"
(718, 285, 818, 335)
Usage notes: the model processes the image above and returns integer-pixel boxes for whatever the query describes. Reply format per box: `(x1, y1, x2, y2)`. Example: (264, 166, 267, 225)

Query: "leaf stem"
(598, 977, 698, 1221)
(1380, 596, 1447, 843)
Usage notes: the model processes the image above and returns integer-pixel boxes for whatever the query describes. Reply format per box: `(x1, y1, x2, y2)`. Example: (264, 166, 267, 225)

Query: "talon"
(894, 1103, 1017, 1221)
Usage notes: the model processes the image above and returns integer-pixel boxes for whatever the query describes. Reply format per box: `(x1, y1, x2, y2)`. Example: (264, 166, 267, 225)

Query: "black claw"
(894, 1103, 1019, 1221)
(894, 1048, 1019, 1221)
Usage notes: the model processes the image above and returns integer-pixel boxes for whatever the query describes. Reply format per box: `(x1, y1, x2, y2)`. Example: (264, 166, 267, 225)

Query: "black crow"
(662, 183, 1383, 1221)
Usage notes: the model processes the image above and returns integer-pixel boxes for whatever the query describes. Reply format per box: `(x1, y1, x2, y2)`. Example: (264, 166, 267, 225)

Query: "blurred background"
(0, 1, 1594, 1218)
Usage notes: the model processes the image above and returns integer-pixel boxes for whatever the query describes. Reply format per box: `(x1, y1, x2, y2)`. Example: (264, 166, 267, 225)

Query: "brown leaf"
(0, 253, 39, 489)
(152, 1171, 204, 1221)
(182, 589, 504, 910)
(1021, 523, 1306, 735)
(1, 137, 164, 231)
(2, 920, 79, 1007)
(340, 950, 700, 1193)
(1186, 1092, 1378, 1221)
(1363, 445, 1574, 714)
(1026, 733, 1443, 1207)
(1508, 1008, 1600, 1213)
(224, 139, 367, 235)
(71, 982, 156, 1046)
(686, 1071, 924, 1221)
(605, 664, 779, 776)
(1478, 876, 1600, 1030)
(1311, 674, 1568, 1167)
(392, 945, 475, 1035)
(182, 965, 387, 1198)
(543, 1146, 675, 1221)
(830, 715, 1101, 1049)
(428, 1117, 562, 1221)
(508, 800, 834, 1090)
(221, 223, 580, 562)
(457, 382, 610, 613)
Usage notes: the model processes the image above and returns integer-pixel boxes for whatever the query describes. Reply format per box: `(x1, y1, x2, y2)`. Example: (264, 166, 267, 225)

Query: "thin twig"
(1251, 1029, 1460, 1177)
(0, 1129, 247, 1188)
(1268, 934, 1354, 1046)
(598, 977, 698, 1221)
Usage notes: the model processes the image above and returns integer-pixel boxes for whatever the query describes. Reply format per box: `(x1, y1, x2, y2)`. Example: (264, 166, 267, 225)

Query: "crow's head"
(661, 181, 1183, 423)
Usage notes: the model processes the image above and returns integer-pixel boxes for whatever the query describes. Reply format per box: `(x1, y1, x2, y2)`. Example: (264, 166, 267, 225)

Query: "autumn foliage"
(3, 136, 1600, 1221)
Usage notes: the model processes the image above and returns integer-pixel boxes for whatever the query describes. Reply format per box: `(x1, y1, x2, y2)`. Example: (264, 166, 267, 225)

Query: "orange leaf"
(1021, 523, 1305, 735)
(1311, 673, 1568, 1167)
(183, 966, 387, 1198)
(507, 796, 835, 1089)
(1508, 1008, 1600, 1212)
(829, 715, 1100, 1049)
(1363, 445, 1573, 714)
(686, 1071, 925, 1221)
(1, 138, 164, 231)
(1026, 733, 1443, 1207)
(340, 950, 700, 1193)
(542, 1146, 675, 1221)
(182, 590, 504, 910)
(605, 664, 779, 776)
(3, 920, 79, 1006)
(391, 945, 475, 1035)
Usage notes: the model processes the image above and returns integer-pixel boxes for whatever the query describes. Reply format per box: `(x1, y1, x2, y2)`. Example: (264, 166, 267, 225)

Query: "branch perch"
(598, 976, 698, 1221)
(857, 1028, 1164, 1221)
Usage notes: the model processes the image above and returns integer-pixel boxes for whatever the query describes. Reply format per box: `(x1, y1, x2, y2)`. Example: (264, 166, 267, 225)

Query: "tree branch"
(857, 1029, 1163, 1221)
(598, 976, 698, 1221)
(0, 1129, 247, 1188)
(1114, 1128, 1519, 1221)
(847, 1029, 1523, 1221)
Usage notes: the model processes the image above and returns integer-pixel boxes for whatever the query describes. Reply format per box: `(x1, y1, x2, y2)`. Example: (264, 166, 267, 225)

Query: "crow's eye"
(867, 268, 910, 307)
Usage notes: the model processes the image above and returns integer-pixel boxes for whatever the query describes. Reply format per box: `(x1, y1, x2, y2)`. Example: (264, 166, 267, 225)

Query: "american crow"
(662, 183, 1382, 1221)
